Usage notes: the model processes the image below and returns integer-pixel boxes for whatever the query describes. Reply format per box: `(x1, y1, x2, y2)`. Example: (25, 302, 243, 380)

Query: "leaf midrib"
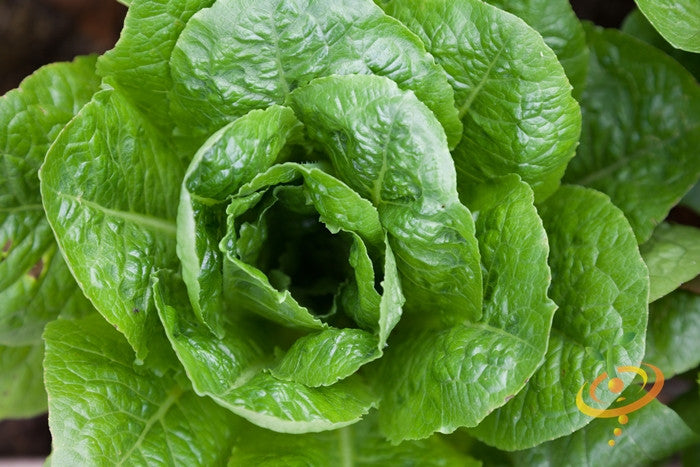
(457, 43, 507, 119)
(0, 204, 44, 214)
(338, 426, 353, 467)
(44, 186, 176, 237)
(116, 385, 184, 465)
(574, 123, 700, 186)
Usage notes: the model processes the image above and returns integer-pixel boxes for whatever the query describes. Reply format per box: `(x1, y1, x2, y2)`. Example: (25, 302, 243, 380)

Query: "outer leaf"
(514, 388, 698, 466)
(473, 186, 649, 450)
(645, 291, 700, 379)
(682, 182, 700, 214)
(40, 89, 184, 362)
(178, 105, 302, 335)
(622, 9, 700, 80)
(566, 25, 700, 243)
(0, 56, 98, 343)
(154, 271, 377, 433)
(228, 415, 480, 466)
(170, 0, 462, 148)
(640, 223, 700, 302)
(671, 385, 700, 466)
(290, 74, 482, 324)
(0, 247, 89, 346)
(635, 0, 700, 53)
(97, 0, 214, 133)
(0, 343, 47, 420)
(44, 314, 238, 466)
(484, 0, 589, 97)
(375, 175, 555, 441)
(384, 0, 581, 200)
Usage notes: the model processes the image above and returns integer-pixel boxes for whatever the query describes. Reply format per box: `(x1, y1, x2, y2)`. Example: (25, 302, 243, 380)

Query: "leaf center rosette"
(157, 72, 487, 432)
(157, 102, 409, 432)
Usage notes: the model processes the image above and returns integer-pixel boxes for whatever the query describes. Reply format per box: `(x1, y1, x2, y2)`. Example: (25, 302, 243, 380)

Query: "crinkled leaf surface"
(221, 162, 395, 331)
(170, 0, 462, 147)
(384, 0, 581, 200)
(0, 343, 47, 420)
(271, 328, 380, 387)
(0, 56, 97, 344)
(228, 415, 480, 466)
(641, 223, 700, 302)
(40, 89, 184, 362)
(473, 186, 649, 450)
(153, 270, 267, 394)
(178, 105, 302, 335)
(154, 271, 377, 433)
(622, 9, 700, 80)
(97, 0, 213, 133)
(290, 74, 482, 325)
(635, 0, 700, 53)
(0, 247, 89, 346)
(514, 386, 698, 466)
(566, 25, 700, 243)
(645, 291, 700, 380)
(44, 314, 238, 466)
(375, 175, 555, 442)
(484, 0, 589, 97)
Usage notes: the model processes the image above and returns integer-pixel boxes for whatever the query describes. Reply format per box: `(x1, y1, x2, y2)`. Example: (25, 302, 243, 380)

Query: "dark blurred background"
(0, 0, 637, 94)
(0, 0, 638, 458)
(0, 0, 126, 93)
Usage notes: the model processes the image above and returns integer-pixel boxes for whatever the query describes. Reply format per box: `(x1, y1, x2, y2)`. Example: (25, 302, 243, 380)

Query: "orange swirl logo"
(575, 362, 664, 447)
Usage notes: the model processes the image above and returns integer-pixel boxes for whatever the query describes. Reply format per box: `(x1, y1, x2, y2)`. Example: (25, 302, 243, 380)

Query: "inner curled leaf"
(221, 162, 389, 334)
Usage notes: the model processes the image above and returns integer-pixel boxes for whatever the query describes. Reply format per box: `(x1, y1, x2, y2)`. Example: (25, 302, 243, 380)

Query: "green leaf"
(384, 0, 581, 200)
(641, 223, 700, 302)
(375, 175, 555, 442)
(271, 328, 381, 387)
(44, 314, 238, 466)
(514, 387, 699, 466)
(645, 291, 700, 380)
(0, 56, 98, 344)
(221, 162, 391, 330)
(290, 74, 482, 325)
(227, 373, 377, 433)
(228, 415, 480, 466)
(565, 25, 700, 243)
(0, 343, 47, 420)
(634, 0, 700, 53)
(170, 0, 462, 148)
(153, 270, 268, 393)
(483, 0, 589, 98)
(585, 347, 605, 362)
(622, 9, 700, 80)
(97, 0, 214, 134)
(671, 387, 700, 466)
(178, 105, 303, 335)
(682, 182, 700, 214)
(40, 89, 184, 362)
(472, 186, 649, 450)
(0, 247, 90, 346)
(154, 271, 378, 433)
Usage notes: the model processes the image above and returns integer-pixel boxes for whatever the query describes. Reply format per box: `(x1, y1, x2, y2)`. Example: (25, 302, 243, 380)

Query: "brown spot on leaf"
(28, 258, 44, 278)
